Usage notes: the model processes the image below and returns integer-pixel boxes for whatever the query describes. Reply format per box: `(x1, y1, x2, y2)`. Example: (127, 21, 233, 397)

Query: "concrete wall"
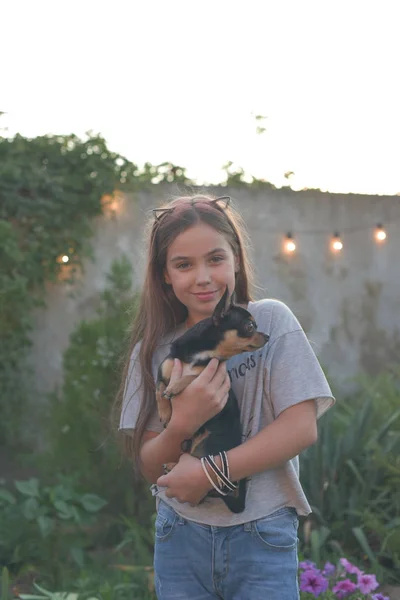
(30, 185, 400, 396)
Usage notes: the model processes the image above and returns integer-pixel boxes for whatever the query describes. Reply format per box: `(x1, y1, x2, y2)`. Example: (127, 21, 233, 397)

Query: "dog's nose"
(263, 333, 270, 343)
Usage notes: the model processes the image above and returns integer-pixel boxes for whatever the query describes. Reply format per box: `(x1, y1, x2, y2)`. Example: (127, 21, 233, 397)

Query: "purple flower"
(372, 594, 390, 600)
(339, 557, 363, 577)
(299, 560, 316, 571)
(357, 572, 379, 594)
(322, 561, 336, 576)
(332, 578, 357, 598)
(299, 569, 328, 597)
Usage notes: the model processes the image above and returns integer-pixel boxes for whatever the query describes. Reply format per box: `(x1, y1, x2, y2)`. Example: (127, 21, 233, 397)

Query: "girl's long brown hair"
(114, 194, 255, 472)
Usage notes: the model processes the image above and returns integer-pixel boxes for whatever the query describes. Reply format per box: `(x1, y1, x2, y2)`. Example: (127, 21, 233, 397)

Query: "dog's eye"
(244, 322, 255, 334)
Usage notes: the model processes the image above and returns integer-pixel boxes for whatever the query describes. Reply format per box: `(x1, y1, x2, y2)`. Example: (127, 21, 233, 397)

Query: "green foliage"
(1, 567, 10, 600)
(0, 478, 154, 596)
(299, 371, 400, 583)
(132, 161, 191, 186)
(0, 477, 107, 586)
(0, 132, 136, 298)
(42, 257, 153, 522)
(221, 160, 277, 188)
(0, 130, 192, 451)
(0, 132, 131, 449)
(14, 566, 156, 600)
(0, 257, 156, 594)
(0, 220, 35, 441)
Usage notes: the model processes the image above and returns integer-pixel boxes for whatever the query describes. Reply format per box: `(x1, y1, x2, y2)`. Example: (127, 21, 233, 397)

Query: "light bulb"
(61, 255, 69, 263)
(375, 224, 387, 242)
(331, 233, 343, 252)
(284, 233, 296, 253)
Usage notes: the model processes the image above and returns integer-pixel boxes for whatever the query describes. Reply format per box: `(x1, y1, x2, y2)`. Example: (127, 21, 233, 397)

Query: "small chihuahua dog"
(156, 288, 269, 513)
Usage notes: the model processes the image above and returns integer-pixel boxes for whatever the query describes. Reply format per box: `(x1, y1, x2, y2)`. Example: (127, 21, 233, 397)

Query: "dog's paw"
(164, 375, 197, 398)
(162, 462, 176, 474)
(158, 405, 172, 426)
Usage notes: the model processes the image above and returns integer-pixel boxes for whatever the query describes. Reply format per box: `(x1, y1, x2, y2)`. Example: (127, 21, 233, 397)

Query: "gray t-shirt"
(120, 299, 335, 526)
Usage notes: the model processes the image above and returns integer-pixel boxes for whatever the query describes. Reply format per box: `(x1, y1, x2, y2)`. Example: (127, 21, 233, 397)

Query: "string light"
(56, 254, 70, 264)
(331, 232, 343, 252)
(283, 232, 296, 253)
(51, 218, 393, 269)
(374, 223, 387, 242)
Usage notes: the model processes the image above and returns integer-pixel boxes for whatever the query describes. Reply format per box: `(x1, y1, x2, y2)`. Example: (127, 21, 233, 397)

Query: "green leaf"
(352, 526, 378, 566)
(23, 497, 40, 520)
(345, 459, 365, 487)
(70, 545, 85, 568)
(70, 505, 83, 524)
(31, 582, 55, 596)
(371, 407, 400, 444)
(18, 595, 48, 599)
(54, 499, 74, 519)
(79, 493, 107, 513)
(0, 488, 16, 504)
(15, 478, 40, 497)
(37, 515, 55, 538)
(2, 566, 10, 600)
(310, 526, 330, 565)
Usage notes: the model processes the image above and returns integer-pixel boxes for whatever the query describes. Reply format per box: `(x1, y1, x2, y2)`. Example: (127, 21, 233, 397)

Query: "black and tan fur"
(156, 288, 269, 513)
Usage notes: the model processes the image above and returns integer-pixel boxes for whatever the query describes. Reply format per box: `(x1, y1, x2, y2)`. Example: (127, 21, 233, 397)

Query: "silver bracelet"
(204, 455, 238, 492)
(220, 451, 230, 480)
(200, 457, 228, 496)
(219, 451, 238, 489)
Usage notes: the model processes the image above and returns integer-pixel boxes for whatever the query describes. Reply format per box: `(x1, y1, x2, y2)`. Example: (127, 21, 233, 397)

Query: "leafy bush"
(300, 371, 400, 583)
(0, 478, 107, 587)
(0, 221, 35, 448)
(42, 257, 153, 524)
(0, 132, 136, 450)
(0, 478, 154, 595)
(0, 129, 191, 453)
(4, 557, 393, 600)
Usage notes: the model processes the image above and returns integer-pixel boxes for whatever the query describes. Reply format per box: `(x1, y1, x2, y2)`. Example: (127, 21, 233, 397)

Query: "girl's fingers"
(219, 393, 229, 409)
(195, 358, 220, 384)
(220, 372, 231, 391)
(207, 361, 227, 389)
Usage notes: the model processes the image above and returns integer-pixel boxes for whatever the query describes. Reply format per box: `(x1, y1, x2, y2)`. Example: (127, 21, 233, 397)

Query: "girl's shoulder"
(247, 298, 303, 343)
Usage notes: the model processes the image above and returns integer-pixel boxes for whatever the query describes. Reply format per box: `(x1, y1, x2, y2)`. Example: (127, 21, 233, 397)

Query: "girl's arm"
(221, 397, 317, 481)
(139, 358, 231, 483)
(156, 399, 317, 505)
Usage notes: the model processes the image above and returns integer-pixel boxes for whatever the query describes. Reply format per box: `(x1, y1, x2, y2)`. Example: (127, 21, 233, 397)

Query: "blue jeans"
(154, 501, 299, 599)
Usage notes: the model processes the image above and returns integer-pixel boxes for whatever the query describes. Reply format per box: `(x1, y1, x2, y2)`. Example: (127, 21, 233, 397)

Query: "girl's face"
(164, 223, 239, 327)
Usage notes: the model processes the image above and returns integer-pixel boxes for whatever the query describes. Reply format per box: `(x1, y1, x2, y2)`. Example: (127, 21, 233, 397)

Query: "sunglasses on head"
(152, 196, 231, 222)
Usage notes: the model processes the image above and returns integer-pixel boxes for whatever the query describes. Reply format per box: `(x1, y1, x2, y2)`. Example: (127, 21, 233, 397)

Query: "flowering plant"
(299, 558, 390, 599)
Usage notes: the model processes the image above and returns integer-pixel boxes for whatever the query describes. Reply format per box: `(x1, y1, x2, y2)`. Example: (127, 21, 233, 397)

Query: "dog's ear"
(212, 287, 232, 326)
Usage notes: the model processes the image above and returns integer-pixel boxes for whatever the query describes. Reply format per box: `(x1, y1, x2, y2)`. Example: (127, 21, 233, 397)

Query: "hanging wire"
(260, 214, 400, 235)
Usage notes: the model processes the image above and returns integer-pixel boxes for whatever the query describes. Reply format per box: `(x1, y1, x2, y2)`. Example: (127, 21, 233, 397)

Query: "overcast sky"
(2, 0, 399, 194)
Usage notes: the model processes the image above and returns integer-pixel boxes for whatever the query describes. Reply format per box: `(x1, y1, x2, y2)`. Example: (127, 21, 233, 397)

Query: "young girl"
(118, 194, 335, 600)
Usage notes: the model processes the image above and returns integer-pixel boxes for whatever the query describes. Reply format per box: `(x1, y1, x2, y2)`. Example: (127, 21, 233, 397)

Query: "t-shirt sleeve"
(267, 309, 335, 419)
(119, 344, 164, 436)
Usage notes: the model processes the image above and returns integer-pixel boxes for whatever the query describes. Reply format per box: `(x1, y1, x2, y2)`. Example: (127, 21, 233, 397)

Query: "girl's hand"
(156, 453, 212, 506)
(168, 358, 230, 438)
